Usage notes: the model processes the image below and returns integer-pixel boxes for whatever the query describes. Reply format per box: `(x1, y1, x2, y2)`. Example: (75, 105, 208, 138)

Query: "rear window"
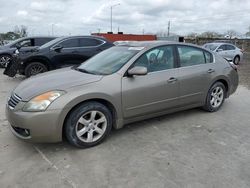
(178, 46, 206, 67)
(226, 45, 235, 50)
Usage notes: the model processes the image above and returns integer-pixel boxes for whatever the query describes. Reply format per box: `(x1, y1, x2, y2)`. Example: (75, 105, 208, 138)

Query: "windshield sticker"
(128, 47, 144, 51)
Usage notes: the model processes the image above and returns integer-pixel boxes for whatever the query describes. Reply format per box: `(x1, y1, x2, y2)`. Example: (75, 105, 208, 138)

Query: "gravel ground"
(0, 57, 250, 188)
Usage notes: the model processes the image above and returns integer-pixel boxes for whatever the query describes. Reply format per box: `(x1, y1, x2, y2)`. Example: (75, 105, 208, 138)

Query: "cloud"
(0, 0, 249, 36)
(30, 2, 45, 11)
(17, 10, 28, 16)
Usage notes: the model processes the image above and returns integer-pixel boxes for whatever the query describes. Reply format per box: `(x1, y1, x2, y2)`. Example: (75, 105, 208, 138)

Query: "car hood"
(0, 46, 9, 51)
(13, 67, 103, 101)
(0, 46, 11, 53)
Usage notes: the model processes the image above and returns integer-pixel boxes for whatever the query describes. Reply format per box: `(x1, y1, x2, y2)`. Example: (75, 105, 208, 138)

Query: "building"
(92, 32, 157, 42)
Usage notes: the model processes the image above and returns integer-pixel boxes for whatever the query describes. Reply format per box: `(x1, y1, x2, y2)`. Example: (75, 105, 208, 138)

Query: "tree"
(20, 25, 28, 37)
(13, 25, 28, 37)
(0, 32, 20, 40)
(200, 31, 222, 38)
(225, 30, 237, 39)
(246, 26, 250, 37)
(186, 32, 198, 38)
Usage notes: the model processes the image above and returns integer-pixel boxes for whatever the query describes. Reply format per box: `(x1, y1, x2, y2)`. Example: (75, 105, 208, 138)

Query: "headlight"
(15, 49, 19, 54)
(23, 91, 65, 112)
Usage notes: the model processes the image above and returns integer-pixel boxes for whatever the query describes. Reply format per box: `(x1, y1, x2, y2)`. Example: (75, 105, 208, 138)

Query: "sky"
(0, 0, 249, 36)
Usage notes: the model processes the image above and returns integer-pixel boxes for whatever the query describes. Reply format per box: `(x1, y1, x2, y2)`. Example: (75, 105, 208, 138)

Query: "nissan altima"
(6, 41, 238, 148)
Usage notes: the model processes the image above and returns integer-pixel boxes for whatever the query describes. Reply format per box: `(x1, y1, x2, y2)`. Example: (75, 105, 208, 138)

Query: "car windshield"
(204, 43, 219, 51)
(39, 37, 64, 49)
(5, 38, 24, 46)
(76, 46, 142, 75)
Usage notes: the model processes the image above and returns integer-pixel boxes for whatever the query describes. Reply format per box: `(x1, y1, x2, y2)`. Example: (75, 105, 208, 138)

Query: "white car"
(203, 43, 243, 65)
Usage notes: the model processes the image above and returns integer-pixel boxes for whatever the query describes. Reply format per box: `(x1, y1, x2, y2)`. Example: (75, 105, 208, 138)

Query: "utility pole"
(110, 3, 120, 32)
(167, 20, 170, 36)
(51, 24, 54, 36)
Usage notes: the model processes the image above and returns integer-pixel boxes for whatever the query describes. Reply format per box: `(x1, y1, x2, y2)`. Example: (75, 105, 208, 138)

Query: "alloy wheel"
(0, 56, 11, 67)
(75, 110, 107, 143)
(210, 86, 224, 108)
(30, 64, 46, 75)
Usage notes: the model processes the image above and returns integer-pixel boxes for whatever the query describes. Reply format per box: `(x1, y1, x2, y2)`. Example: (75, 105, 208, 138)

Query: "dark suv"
(0, 37, 56, 68)
(8, 36, 114, 77)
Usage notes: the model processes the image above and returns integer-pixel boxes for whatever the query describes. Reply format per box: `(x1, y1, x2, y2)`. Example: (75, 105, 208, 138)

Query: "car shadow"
(32, 107, 207, 151)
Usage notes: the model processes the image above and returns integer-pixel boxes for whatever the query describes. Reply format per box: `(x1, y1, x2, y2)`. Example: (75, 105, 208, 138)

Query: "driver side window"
(59, 38, 79, 48)
(133, 46, 174, 72)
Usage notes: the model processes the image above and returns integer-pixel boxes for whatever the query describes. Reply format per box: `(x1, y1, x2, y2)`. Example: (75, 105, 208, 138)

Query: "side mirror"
(15, 43, 22, 50)
(52, 45, 63, 52)
(128, 66, 148, 76)
(217, 49, 223, 52)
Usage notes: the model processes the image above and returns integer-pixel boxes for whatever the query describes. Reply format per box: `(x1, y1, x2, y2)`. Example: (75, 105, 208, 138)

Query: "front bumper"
(6, 104, 63, 143)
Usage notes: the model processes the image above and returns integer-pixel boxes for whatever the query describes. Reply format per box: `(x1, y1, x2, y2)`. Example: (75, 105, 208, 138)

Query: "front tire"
(24, 62, 48, 77)
(0, 54, 11, 68)
(203, 82, 226, 112)
(65, 102, 112, 148)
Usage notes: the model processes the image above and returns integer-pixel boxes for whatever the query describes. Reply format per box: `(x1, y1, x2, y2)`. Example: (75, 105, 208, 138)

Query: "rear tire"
(24, 62, 48, 77)
(203, 82, 226, 112)
(233, 56, 240, 65)
(65, 102, 112, 148)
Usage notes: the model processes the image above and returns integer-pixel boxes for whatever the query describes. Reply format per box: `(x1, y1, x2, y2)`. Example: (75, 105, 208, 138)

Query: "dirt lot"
(0, 58, 250, 188)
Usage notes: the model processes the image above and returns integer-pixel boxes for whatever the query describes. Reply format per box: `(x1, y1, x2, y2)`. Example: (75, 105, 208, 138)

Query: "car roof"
(115, 40, 201, 49)
(205, 42, 235, 46)
(57, 35, 109, 41)
(21, 36, 56, 39)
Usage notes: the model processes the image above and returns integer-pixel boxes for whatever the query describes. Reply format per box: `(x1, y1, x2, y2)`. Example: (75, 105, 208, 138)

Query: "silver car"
(203, 42, 243, 65)
(6, 41, 238, 148)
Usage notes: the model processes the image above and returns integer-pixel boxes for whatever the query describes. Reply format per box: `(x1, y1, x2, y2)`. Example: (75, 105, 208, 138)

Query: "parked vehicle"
(203, 43, 243, 65)
(4, 36, 114, 77)
(0, 37, 56, 68)
(6, 41, 238, 148)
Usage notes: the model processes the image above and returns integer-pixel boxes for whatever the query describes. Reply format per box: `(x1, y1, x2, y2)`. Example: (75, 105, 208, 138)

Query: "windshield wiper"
(75, 67, 96, 75)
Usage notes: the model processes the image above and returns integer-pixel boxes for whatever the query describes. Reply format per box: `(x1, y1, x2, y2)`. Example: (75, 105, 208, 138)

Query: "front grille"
(8, 93, 22, 109)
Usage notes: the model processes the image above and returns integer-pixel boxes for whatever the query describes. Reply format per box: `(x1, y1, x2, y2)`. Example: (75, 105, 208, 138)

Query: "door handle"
(167, 77, 178, 83)
(207, 69, 215, 73)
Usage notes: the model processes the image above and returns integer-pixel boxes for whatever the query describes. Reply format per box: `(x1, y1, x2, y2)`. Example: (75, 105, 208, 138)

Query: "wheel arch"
(235, 54, 240, 60)
(0, 53, 12, 57)
(209, 77, 230, 98)
(24, 56, 52, 70)
(61, 98, 119, 140)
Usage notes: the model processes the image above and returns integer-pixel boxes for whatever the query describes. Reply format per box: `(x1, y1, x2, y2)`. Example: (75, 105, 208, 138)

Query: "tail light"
(228, 61, 238, 71)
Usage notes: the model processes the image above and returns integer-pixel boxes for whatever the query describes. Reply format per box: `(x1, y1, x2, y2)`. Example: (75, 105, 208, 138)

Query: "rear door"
(77, 38, 106, 61)
(177, 45, 215, 106)
(122, 45, 180, 118)
(225, 44, 236, 60)
(217, 44, 229, 59)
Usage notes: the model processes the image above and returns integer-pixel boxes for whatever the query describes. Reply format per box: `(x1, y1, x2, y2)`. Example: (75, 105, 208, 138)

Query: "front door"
(122, 45, 180, 118)
(51, 38, 83, 68)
